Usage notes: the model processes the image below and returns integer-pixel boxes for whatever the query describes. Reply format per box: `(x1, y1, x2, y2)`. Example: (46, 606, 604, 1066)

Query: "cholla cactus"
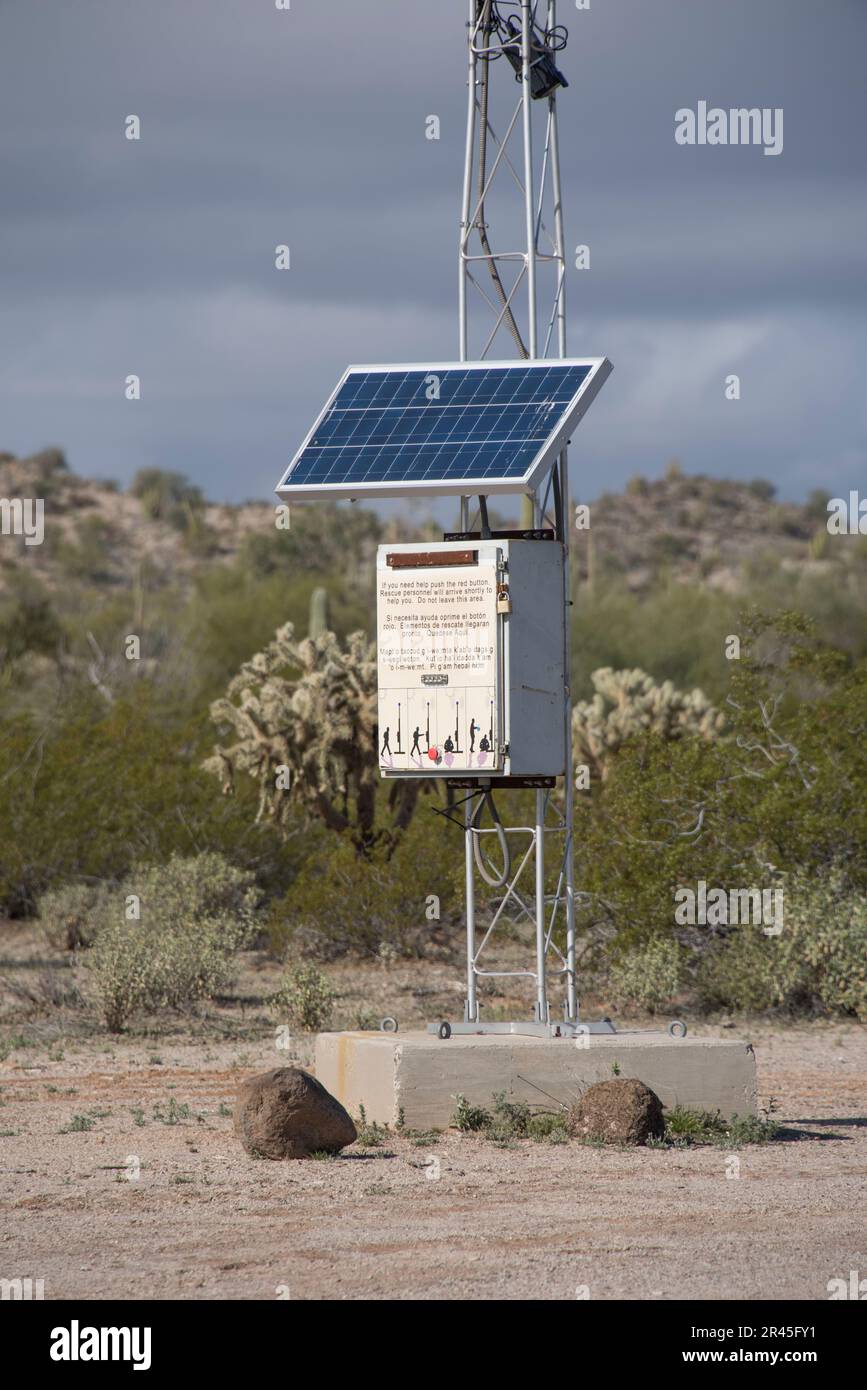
(572, 667, 726, 782)
(204, 622, 419, 856)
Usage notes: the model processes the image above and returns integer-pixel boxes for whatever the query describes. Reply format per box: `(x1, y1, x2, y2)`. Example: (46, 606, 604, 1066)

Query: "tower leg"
(548, 0, 577, 1021)
(533, 788, 548, 1022)
(464, 793, 479, 1023)
(520, 0, 538, 358)
(562, 451, 578, 1022)
(451, 0, 587, 1034)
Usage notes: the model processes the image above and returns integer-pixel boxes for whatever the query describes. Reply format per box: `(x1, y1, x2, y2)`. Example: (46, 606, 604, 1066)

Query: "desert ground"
(1, 922, 865, 1302)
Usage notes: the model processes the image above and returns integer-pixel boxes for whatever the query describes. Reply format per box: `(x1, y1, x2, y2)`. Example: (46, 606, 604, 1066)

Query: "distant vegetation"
(1, 451, 865, 1027)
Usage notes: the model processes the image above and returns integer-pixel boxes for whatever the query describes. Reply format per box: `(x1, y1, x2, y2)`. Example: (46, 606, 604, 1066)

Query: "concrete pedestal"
(314, 1029, 757, 1131)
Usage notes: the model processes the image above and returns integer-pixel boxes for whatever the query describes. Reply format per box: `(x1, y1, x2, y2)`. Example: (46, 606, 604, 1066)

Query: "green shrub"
(650, 532, 693, 564)
(571, 581, 742, 703)
(608, 938, 682, 1014)
(705, 479, 738, 508)
(0, 689, 299, 916)
(236, 503, 381, 590)
(664, 1106, 779, 1146)
(0, 571, 63, 668)
(727, 1112, 781, 1145)
(37, 882, 113, 951)
(268, 964, 334, 1032)
(780, 868, 867, 1018)
(82, 853, 259, 1031)
(268, 807, 459, 960)
(179, 509, 219, 556)
(747, 479, 776, 501)
(53, 517, 117, 582)
(129, 849, 261, 928)
(575, 617, 867, 976)
(451, 1093, 567, 1144)
(172, 566, 369, 709)
(571, 574, 867, 708)
(696, 926, 778, 1015)
(62, 1114, 96, 1134)
(354, 1102, 386, 1148)
(526, 1112, 569, 1143)
(698, 865, 867, 1019)
(482, 1093, 533, 1144)
(129, 468, 205, 527)
(451, 1094, 491, 1132)
(805, 489, 831, 523)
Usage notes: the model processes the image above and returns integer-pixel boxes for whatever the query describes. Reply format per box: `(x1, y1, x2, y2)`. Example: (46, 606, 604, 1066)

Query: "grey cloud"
(0, 0, 864, 506)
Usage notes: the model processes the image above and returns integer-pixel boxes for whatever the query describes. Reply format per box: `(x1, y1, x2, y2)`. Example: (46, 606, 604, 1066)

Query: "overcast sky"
(1, 0, 864, 512)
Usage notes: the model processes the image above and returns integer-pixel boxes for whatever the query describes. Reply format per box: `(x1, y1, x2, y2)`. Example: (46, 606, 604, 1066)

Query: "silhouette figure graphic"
(411, 727, 422, 756)
(469, 718, 479, 752)
(380, 728, 390, 756)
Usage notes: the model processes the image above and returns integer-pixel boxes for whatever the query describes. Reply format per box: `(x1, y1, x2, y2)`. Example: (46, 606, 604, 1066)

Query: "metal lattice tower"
(459, 0, 568, 364)
(452, 0, 605, 1035)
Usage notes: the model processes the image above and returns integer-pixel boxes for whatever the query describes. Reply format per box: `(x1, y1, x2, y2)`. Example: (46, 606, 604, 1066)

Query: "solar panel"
(275, 358, 611, 500)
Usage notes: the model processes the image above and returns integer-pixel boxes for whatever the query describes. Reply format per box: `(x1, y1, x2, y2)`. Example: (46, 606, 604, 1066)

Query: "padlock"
(496, 585, 512, 614)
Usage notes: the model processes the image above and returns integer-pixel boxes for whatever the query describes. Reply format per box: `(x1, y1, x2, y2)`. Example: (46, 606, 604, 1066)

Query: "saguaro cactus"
(308, 587, 330, 638)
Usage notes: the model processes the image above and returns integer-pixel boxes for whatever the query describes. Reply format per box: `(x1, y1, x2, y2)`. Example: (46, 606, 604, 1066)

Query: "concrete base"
(315, 1029, 757, 1131)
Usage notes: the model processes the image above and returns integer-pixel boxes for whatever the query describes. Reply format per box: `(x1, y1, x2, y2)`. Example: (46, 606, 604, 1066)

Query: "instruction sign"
(377, 556, 501, 773)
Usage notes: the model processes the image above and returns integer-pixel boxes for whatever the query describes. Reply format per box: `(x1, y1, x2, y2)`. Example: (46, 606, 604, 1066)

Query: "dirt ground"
(1, 923, 865, 1301)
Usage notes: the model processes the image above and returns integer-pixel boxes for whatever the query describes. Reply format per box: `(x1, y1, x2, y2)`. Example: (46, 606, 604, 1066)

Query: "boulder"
(234, 1066, 357, 1160)
(570, 1077, 664, 1146)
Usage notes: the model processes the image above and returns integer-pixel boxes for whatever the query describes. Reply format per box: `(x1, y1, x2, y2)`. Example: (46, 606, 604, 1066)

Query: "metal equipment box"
(376, 538, 566, 779)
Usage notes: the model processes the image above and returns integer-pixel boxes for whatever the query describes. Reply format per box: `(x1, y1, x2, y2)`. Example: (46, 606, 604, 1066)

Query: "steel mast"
(452, 1, 602, 1036)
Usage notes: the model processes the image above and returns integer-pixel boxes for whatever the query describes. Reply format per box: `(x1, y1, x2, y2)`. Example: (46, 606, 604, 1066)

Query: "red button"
(428, 747, 439, 760)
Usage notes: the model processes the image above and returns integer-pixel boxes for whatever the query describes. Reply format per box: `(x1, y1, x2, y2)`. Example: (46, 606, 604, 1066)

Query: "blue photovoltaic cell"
(279, 363, 598, 493)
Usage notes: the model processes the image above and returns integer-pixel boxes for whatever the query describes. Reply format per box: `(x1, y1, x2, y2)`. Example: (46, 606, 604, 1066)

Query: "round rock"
(571, 1077, 664, 1146)
(234, 1066, 357, 1160)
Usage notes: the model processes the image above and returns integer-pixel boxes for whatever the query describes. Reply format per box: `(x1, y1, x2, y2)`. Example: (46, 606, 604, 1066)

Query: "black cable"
(496, 8, 567, 52)
(552, 465, 564, 542)
(471, 790, 511, 889)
